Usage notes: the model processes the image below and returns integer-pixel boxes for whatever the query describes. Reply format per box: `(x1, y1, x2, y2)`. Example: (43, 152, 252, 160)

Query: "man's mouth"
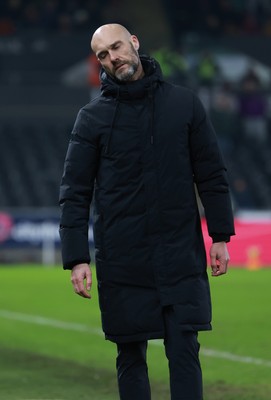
(115, 63, 126, 71)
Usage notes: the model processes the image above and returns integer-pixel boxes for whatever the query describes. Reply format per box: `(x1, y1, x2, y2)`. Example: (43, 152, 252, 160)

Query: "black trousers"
(116, 306, 203, 400)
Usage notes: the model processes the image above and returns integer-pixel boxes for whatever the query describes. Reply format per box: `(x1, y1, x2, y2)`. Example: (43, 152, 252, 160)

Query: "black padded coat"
(59, 56, 235, 343)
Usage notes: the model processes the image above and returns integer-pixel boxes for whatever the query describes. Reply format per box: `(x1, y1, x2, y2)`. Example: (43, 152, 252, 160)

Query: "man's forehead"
(93, 36, 123, 53)
(91, 25, 130, 52)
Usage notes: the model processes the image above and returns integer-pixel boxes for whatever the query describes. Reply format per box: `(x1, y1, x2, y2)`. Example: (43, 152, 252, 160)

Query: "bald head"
(91, 24, 132, 52)
(90, 23, 144, 82)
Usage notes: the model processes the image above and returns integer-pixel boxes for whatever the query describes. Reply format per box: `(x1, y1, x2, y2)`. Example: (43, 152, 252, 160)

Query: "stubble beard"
(115, 62, 138, 81)
(112, 44, 140, 82)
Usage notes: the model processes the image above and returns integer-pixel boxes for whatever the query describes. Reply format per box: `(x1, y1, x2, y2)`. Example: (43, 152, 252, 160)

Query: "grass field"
(0, 265, 271, 400)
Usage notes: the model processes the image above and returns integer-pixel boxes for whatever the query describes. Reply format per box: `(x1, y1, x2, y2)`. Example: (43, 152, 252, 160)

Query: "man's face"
(92, 28, 142, 82)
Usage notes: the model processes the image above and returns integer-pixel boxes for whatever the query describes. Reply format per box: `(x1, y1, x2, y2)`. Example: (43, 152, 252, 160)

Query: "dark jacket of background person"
(59, 56, 235, 343)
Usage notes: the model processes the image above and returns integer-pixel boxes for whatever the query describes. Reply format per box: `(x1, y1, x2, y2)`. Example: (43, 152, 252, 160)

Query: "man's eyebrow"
(97, 40, 122, 58)
(110, 40, 122, 48)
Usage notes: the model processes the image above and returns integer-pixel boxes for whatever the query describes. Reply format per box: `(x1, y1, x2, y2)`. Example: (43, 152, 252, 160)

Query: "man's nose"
(109, 51, 118, 63)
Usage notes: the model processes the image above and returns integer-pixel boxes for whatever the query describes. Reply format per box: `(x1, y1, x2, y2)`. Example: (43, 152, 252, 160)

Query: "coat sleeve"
(59, 109, 99, 269)
(189, 94, 235, 241)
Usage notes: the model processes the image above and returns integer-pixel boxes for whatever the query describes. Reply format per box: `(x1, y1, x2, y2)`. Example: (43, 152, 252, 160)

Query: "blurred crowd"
(2, 0, 271, 36)
(196, 58, 271, 209)
(0, 0, 108, 35)
(164, 0, 271, 36)
(200, 0, 271, 35)
(149, 46, 271, 147)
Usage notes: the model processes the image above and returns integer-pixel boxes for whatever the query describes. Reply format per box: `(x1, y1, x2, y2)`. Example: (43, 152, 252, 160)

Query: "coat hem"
(103, 322, 212, 343)
(104, 330, 165, 343)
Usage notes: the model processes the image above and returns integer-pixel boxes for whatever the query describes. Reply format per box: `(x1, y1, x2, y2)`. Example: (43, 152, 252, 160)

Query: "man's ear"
(131, 35, 140, 51)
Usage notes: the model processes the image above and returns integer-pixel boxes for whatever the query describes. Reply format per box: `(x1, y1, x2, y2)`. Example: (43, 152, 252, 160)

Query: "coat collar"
(100, 55, 163, 100)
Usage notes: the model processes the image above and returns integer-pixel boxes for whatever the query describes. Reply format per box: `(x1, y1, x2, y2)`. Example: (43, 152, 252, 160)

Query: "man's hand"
(209, 242, 230, 277)
(71, 263, 92, 299)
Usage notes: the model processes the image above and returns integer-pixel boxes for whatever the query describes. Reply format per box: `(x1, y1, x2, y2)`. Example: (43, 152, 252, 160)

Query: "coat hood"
(100, 55, 164, 99)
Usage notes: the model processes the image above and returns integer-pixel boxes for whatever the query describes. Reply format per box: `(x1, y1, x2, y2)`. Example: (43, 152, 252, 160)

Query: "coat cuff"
(59, 227, 91, 269)
(63, 259, 90, 270)
(211, 234, 230, 243)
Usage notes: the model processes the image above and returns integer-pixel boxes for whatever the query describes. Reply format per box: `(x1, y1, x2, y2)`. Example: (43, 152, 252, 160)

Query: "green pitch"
(0, 265, 270, 400)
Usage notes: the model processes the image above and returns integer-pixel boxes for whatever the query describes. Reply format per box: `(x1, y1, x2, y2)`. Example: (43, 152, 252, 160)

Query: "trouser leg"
(163, 306, 203, 400)
(116, 341, 151, 400)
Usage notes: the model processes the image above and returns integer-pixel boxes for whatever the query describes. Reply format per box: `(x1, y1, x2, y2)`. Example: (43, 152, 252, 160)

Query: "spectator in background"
(247, 0, 271, 16)
(0, 0, 20, 35)
(195, 50, 221, 113)
(238, 67, 268, 145)
(87, 52, 101, 99)
(151, 46, 189, 86)
(196, 50, 220, 88)
(22, 2, 41, 29)
(243, 0, 271, 32)
(0, 0, 106, 33)
(61, 52, 101, 100)
(40, 0, 58, 30)
(210, 80, 239, 154)
(231, 176, 257, 209)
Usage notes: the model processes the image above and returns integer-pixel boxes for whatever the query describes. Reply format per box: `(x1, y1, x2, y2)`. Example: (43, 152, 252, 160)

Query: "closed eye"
(97, 41, 123, 60)
(98, 52, 107, 60)
(112, 44, 120, 50)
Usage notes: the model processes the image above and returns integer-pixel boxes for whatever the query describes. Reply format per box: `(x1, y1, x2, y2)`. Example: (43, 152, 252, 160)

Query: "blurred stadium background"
(0, 0, 271, 267)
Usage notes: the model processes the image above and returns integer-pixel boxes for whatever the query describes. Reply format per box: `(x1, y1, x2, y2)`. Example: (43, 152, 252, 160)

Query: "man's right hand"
(70, 263, 92, 299)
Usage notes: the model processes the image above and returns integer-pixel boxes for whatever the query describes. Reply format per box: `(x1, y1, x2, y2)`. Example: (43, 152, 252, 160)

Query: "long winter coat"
(59, 56, 235, 343)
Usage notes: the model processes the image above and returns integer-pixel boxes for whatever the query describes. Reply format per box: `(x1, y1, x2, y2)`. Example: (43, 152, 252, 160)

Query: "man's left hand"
(209, 242, 230, 277)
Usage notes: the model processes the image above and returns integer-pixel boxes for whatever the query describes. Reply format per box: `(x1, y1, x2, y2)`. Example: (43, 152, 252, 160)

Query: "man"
(59, 23, 235, 400)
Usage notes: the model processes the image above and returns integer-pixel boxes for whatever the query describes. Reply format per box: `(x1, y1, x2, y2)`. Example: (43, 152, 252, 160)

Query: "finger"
(76, 286, 91, 299)
(71, 275, 91, 299)
(79, 289, 91, 299)
(220, 260, 228, 274)
(81, 281, 91, 298)
(71, 275, 80, 294)
(211, 264, 220, 276)
(212, 259, 227, 277)
(77, 278, 91, 298)
(210, 254, 219, 275)
(86, 269, 92, 291)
